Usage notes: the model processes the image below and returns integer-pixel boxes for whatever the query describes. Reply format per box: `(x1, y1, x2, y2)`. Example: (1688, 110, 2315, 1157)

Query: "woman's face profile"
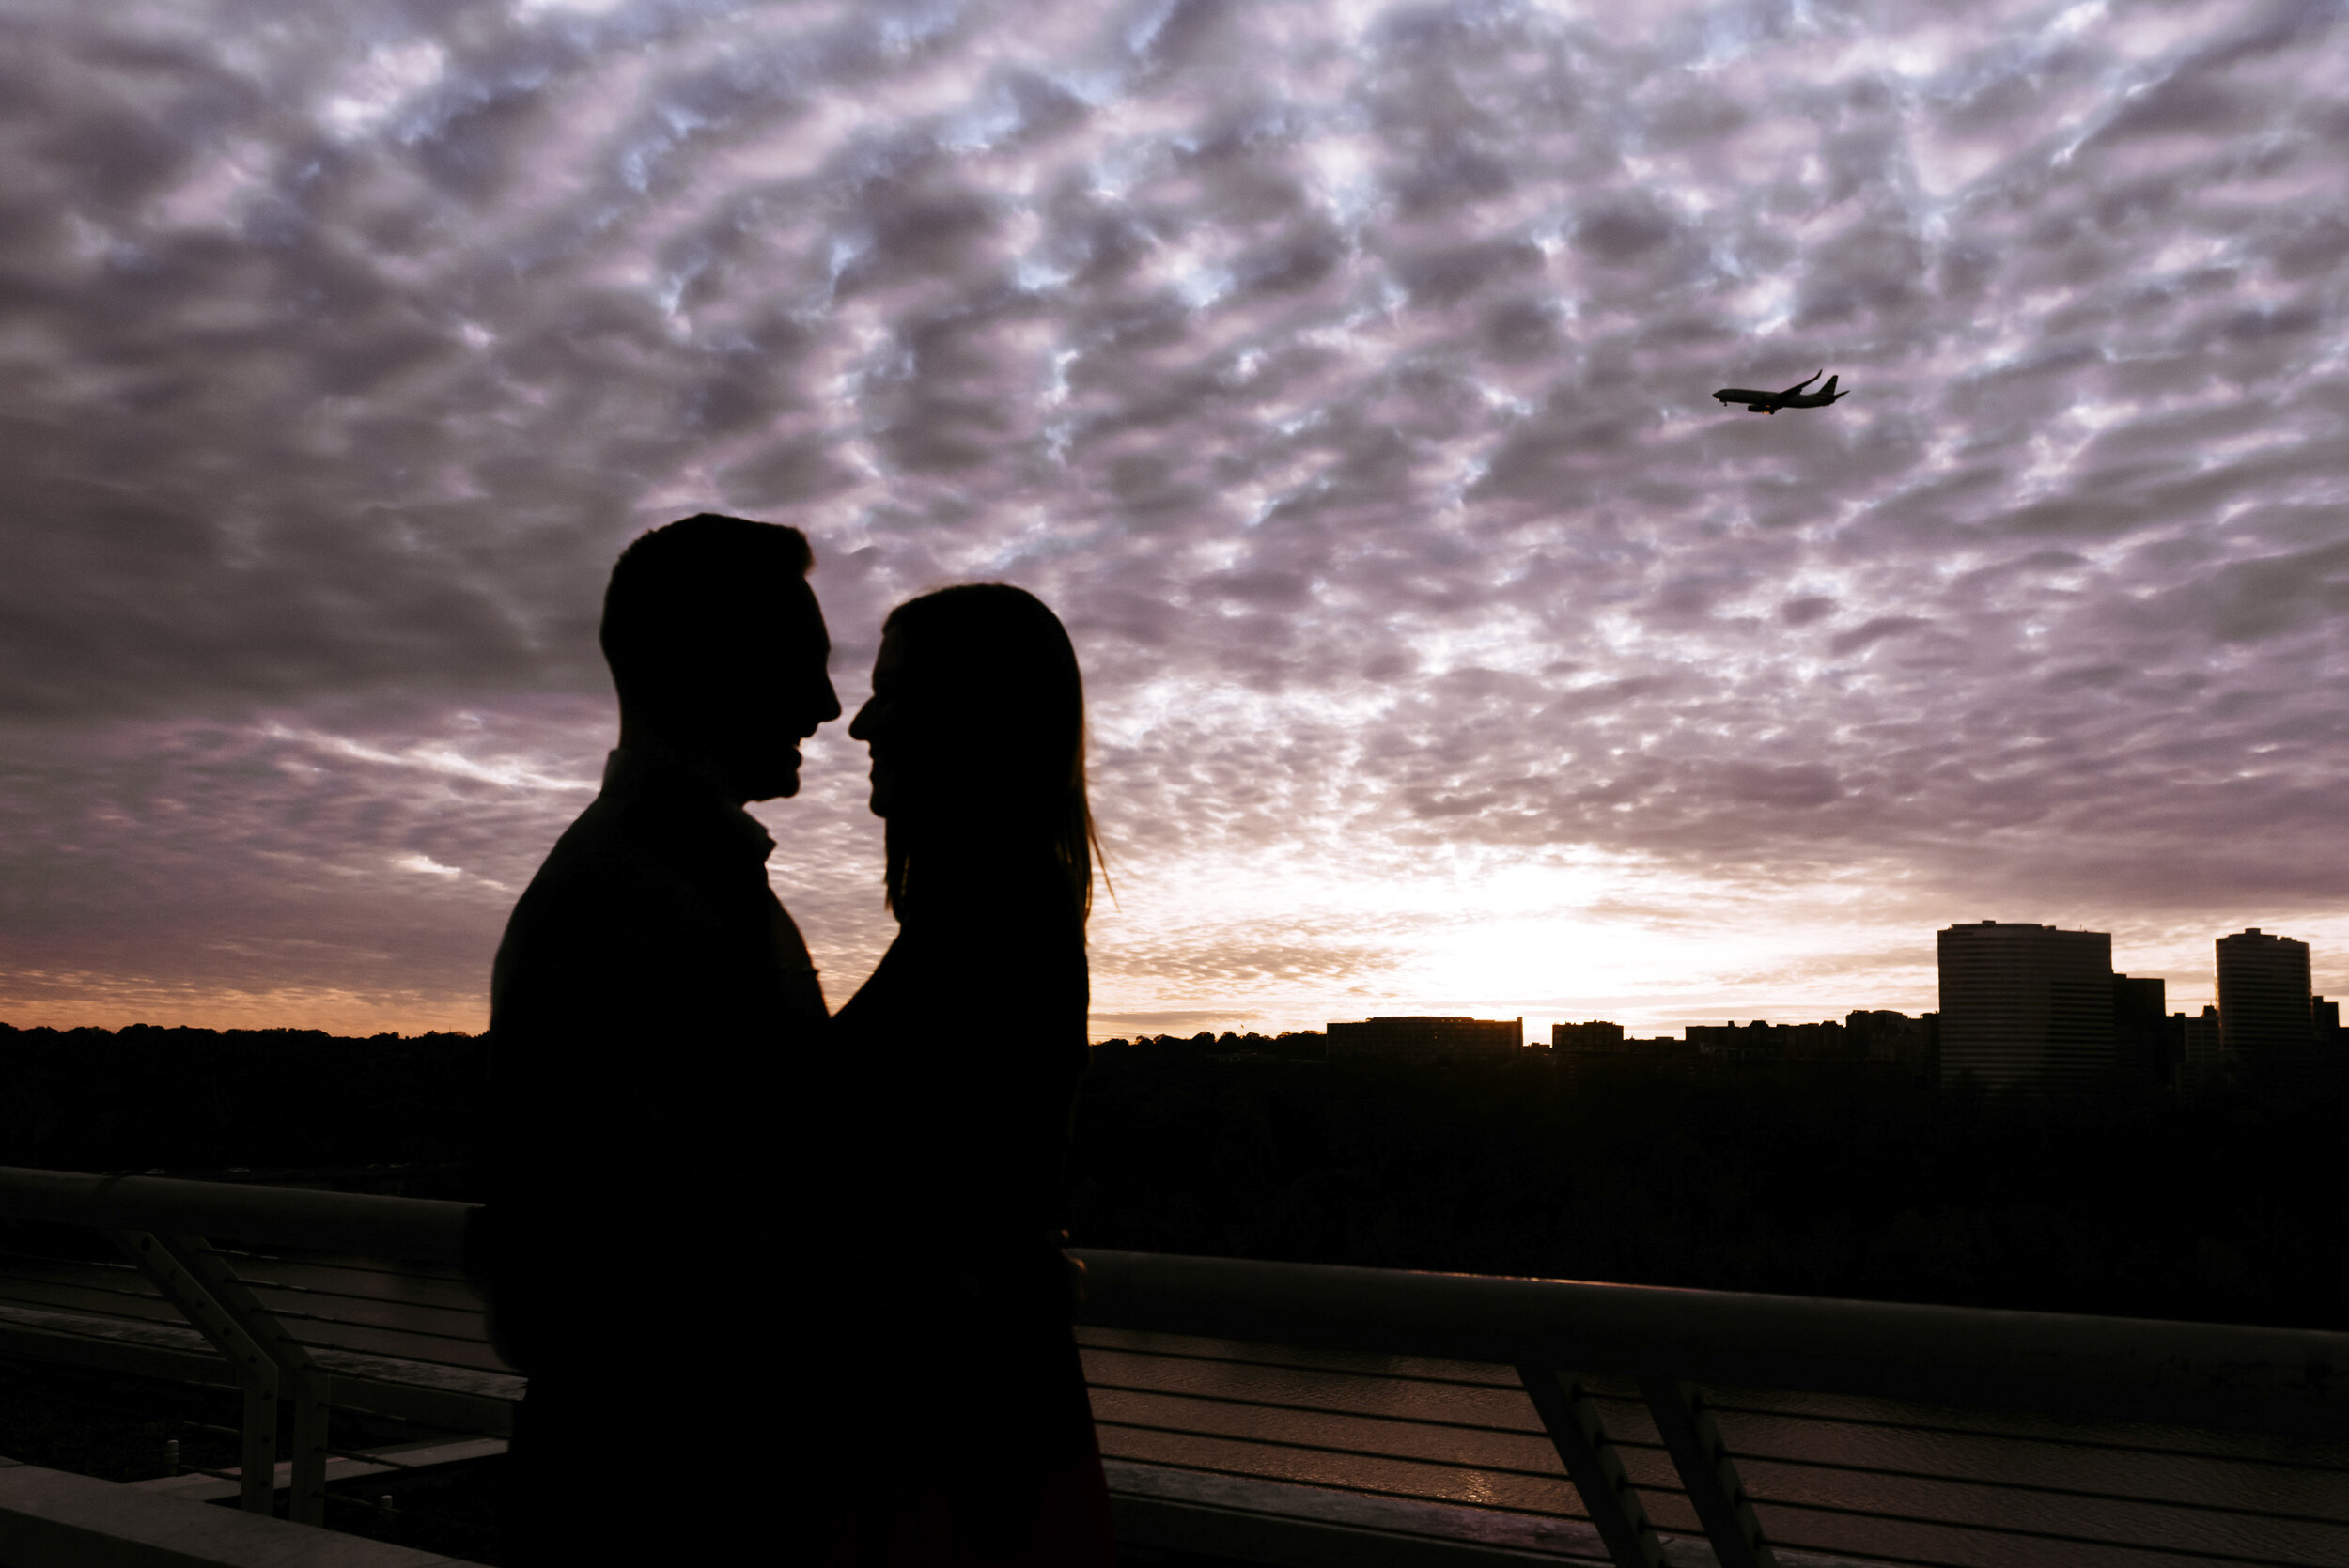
(848, 628, 917, 818)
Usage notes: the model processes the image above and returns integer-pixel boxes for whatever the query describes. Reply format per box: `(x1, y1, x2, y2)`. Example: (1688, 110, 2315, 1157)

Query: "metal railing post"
(1515, 1364, 1663, 1568)
(288, 1366, 332, 1526)
(115, 1230, 333, 1523)
(171, 1234, 332, 1526)
(1641, 1374, 1776, 1568)
(115, 1231, 279, 1515)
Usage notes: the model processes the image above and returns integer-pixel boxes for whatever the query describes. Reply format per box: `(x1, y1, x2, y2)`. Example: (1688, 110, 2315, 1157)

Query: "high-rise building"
(1325, 1017, 1522, 1063)
(2180, 1005, 2225, 1092)
(2111, 974, 2169, 1086)
(2315, 996, 2341, 1047)
(1937, 922, 2114, 1088)
(2215, 929, 2312, 1055)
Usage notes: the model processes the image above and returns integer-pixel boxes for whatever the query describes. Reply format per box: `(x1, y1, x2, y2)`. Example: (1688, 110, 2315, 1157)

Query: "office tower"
(2216, 929, 2312, 1055)
(2179, 1005, 2226, 1092)
(1551, 1020, 1625, 1052)
(1937, 922, 2114, 1089)
(2111, 974, 2169, 1086)
(2316, 996, 2341, 1047)
(1325, 1017, 1523, 1063)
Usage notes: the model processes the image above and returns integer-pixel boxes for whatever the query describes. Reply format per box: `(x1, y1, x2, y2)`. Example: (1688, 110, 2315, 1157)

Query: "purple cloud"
(4, 0, 2348, 1034)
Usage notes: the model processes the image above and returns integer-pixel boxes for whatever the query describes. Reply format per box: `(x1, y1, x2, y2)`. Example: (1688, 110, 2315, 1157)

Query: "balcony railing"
(0, 1166, 504, 1531)
(1068, 1250, 2349, 1567)
(0, 1167, 2342, 1567)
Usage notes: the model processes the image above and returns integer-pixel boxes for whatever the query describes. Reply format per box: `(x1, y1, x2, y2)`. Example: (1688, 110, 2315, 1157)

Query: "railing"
(0, 1167, 507, 1530)
(1070, 1250, 2349, 1568)
(0, 1168, 2342, 1566)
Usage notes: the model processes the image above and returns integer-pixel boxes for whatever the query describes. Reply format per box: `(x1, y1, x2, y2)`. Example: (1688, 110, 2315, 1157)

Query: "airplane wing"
(1775, 369, 1823, 397)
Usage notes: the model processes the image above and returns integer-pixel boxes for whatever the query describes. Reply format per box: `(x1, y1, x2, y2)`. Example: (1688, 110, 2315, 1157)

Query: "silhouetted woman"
(826, 584, 1116, 1566)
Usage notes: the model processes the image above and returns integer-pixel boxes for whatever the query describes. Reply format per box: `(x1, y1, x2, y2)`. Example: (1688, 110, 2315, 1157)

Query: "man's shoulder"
(518, 794, 622, 884)
(503, 796, 675, 930)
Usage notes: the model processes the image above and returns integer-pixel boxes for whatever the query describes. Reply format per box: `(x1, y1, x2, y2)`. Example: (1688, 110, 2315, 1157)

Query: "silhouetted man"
(476, 514, 839, 1563)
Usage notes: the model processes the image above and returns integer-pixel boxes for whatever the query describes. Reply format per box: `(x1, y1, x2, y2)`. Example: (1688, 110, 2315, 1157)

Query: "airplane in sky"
(1712, 370, 1848, 414)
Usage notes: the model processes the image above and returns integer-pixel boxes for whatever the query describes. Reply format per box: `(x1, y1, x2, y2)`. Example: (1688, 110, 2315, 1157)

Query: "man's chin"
(742, 766, 803, 802)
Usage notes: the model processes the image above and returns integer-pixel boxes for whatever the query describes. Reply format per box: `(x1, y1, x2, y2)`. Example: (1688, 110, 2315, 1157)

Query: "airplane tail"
(1820, 374, 1838, 396)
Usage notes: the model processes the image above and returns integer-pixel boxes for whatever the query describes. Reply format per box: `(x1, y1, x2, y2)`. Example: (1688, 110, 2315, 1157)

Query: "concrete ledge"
(0, 1459, 487, 1568)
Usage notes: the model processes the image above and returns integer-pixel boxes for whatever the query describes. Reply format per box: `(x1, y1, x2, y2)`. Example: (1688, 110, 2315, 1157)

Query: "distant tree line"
(4, 1023, 2335, 1328)
(1069, 1041, 2342, 1330)
(1097, 1031, 1330, 1060)
(0, 1024, 484, 1194)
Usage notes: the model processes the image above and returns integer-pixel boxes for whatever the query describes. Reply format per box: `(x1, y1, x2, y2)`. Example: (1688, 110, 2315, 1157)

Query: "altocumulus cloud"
(3, 0, 2347, 1033)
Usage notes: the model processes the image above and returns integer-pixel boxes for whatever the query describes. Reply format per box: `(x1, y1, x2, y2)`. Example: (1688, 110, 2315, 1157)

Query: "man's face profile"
(657, 575, 837, 803)
(716, 577, 839, 802)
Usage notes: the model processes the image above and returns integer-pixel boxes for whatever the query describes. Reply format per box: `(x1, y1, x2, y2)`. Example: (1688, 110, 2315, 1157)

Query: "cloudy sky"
(5, 0, 2347, 1039)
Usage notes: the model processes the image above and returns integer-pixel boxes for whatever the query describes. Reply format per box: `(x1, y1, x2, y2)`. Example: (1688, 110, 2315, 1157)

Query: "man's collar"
(601, 745, 775, 861)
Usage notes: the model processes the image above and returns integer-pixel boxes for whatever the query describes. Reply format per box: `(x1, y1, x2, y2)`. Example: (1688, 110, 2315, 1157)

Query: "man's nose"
(817, 677, 842, 724)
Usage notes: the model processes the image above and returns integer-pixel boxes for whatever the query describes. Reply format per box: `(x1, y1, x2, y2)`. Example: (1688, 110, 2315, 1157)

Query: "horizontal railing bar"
(1700, 1402, 2349, 1473)
(0, 1314, 225, 1358)
(0, 1249, 146, 1275)
(321, 1346, 512, 1375)
(1085, 1379, 1551, 1438)
(0, 1170, 473, 1265)
(1, 1312, 499, 1385)
(0, 1277, 173, 1307)
(1094, 1417, 1646, 1490)
(209, 1271, 484, 1310)
(1745, 1536, 1995, 1568)
(1074, 1250, 2349, 1437)
(320, 1442, 500, 1472)
(1104, 1454, 1595, 1528)
(1751, 1494, 2335, 1566)
(3, 1303, 501, 1383)
(2, 1291, 490, 1356)
(1078, 1336, 1522, 1390)
(0, 1324, 237, 1392)
(216, 1302, 490, 1344)
(1763, 1529, 2331, 1568)
(210, 1248, 478, 1284)
(1733, 1449, 2349, 1524)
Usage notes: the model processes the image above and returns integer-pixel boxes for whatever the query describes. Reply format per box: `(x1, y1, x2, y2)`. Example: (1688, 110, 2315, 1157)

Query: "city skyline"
(1261, 920, 2337, 1050)
(6, 1, 2349, 1040)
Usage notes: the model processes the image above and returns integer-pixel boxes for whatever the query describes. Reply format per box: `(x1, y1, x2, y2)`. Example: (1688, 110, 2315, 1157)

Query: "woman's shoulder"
(840, 894, 1082, 1020)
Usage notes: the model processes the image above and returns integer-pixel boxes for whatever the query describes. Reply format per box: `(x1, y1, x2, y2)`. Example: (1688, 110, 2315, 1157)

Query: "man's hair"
(599, 514, 814, 710)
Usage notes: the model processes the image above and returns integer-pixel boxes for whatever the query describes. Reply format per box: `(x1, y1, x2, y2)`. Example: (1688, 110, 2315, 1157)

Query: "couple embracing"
(474, 514, 1117, 1564)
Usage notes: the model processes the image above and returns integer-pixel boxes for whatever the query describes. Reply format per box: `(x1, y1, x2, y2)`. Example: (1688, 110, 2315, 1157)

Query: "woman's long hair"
(879, 583, 1106, 923)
